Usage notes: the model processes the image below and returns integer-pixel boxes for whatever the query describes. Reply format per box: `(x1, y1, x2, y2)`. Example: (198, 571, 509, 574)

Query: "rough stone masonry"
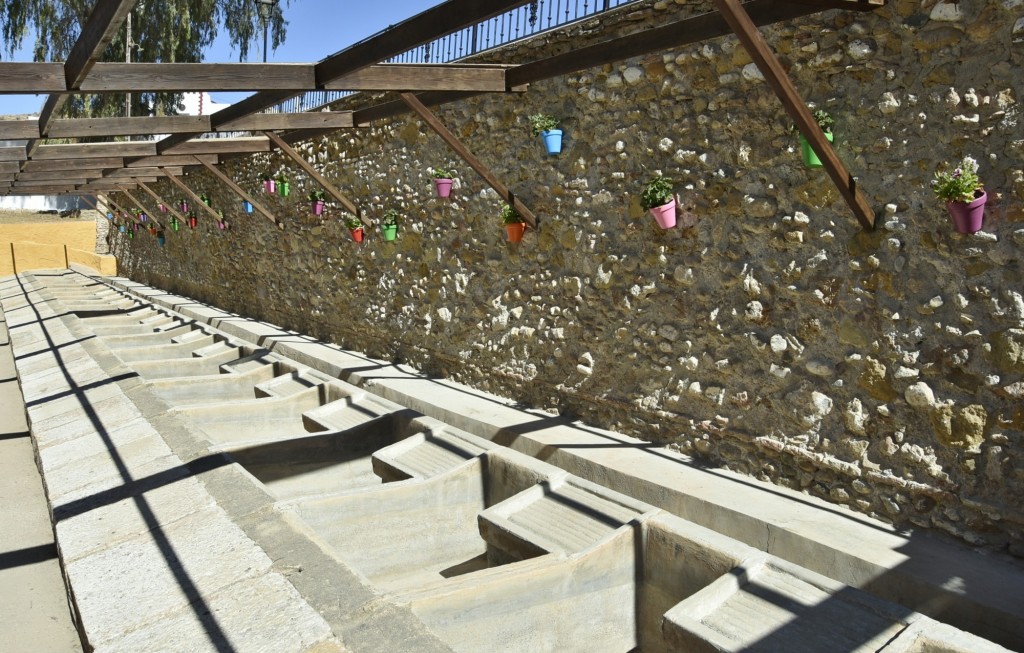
(113, 0, 1024, 555)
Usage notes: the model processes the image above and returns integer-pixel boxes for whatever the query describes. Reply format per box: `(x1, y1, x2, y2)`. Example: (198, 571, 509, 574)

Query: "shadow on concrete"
(0, 543, 58, 570)
(9, 273, 240, 653)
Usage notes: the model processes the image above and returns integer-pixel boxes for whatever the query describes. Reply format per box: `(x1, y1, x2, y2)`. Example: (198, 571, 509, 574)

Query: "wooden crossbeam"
(162, 136, 270, 156)
(0, 63, 65, 93)
(262, 130, 364, 225)
(17, 171, 98, 182)
(217, 112, 355, 132)
(78, 63, 314, 93)
(48, 116, 211, 139)
(324, 64, 513, 92)
(0, 119, 42, 140)
(0, 147, 26, 163)
(195, 157, 279, 228)
(22, 157, 123, 172)
(7, 185, 76, 195)
(137, 182, 187, 225)
(33, 142, 157, 160)
(713, 0, 875, 229)
(127, 155, 219, 168)
(160, 169, 224, 223)
(15, 178, 90, 187)
(105, 166, 183, 179)
(400, 92, 536, 229)
(0, 162, 20, 174)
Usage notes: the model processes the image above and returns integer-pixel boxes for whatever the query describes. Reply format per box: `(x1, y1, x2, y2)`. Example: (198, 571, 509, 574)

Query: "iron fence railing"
(263, 0, 638, 115)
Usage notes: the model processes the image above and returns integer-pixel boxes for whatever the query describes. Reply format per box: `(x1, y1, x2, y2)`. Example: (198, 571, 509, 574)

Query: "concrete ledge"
(62, 270, 1024, 651)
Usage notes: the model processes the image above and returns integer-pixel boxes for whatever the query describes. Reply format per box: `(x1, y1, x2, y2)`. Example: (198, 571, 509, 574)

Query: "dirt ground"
(0, 208, 100, 225)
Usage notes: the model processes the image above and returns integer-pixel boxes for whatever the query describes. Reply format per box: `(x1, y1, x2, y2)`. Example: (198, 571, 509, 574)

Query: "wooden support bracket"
(194, 157, 280, 228)
(160, 169, 224, 224)
(261, 130, 366, 227)
(137, 182, 187, 225)
(100, 193, 129, 220)
(713, 0, 875, 229)
(117, 187, 164, 229)
(400, 92, 537, 229)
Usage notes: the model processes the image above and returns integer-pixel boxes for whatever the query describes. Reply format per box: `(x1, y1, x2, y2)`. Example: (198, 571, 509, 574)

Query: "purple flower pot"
(946, 190, 986, 234)
(312, 200, 325, 216)
(434, 178, 453, 198)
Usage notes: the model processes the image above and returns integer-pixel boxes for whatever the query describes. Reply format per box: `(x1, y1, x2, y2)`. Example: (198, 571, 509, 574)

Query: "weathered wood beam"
(217, 112, 355, 132)
(105, 166, 183, 179)
(195, 157, 279, 228)
(137, 182, 187, 225)
(400, 92, 536, 229)
(0, 162, 20, 174)
(780, 0, 883, 10)
(262, 130, 363, 224)
(0, 63, 65, 93)
(6, 185, 77, 195)
(0, 147, 27, 163)
(22, 157, 124, 172)
(15, 178, 90, 187)
(160, 169, 224, 223)
(32, 142, 157, 160)
(127, 154, 219, 168)
(161, 137, 271, 156)
(713, 0, 875, 229)
(79, 63, 315, 92)
(0, 119, 42, 140)
(47, 115, 211, 139)
(155, 91, 295, 154)
(324, 64, 513, 92)
(17, 171, 100, 182)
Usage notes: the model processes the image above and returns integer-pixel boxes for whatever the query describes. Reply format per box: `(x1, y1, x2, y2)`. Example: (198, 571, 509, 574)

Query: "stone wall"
(112, 0, 1024, 554)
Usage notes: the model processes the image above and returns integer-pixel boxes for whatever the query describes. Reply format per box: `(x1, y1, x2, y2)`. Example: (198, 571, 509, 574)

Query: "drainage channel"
(3, 269, 1014, 653)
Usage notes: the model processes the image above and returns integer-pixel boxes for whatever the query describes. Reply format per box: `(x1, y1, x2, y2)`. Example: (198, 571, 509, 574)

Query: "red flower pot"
(505, 222, 526, 243)
(350, 227, 365, 243)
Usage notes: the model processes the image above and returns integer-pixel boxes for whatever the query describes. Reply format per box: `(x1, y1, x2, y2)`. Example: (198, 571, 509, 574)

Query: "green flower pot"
(278, 182, 290, 198)
(381, 224, 398, 241)
(800, 131, 834, 168)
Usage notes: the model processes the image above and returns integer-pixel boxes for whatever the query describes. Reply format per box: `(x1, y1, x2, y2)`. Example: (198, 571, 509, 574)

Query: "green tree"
(1, 0, 289, 118)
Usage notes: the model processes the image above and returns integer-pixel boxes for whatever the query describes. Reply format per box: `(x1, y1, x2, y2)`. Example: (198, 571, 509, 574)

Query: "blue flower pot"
(242, 200, 254, 213)
(106, 212, 113, 220)
(541, 129, 562, 155)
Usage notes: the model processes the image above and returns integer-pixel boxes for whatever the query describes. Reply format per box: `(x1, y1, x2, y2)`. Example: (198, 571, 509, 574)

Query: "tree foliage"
(1, 0, 289, 118)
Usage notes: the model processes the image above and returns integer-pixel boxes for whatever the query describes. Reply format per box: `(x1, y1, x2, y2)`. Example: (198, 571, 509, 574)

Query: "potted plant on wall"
(308, 189, 327, 216)
(380, 209, 399, 241)
(345, 216, 365, 243)
(138, 210, 148, 223)
(640, 175, 676, 229)
(529, 113, 562, 155)
(200, 193, 212, 208)
(216, 210, 229, 231)
(933, 155, 986, 234)
(158, 203, 168, 213)
(501, 203, 527, 243)
(187, 212, 198, 230)
(170, 215, 181, 232)
(179, 199, 190, 213)
(263, 174, 276, 194)
(432, 166, 455, 198)
(241, 199, 254, 214)
(798, 109, 835, 169)
(156, 230, 166, 246)
(276, 174, 291, 198)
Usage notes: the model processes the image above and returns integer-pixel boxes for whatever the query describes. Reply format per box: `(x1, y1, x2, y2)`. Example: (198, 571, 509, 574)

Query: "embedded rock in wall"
(112, 0, 1024, 555)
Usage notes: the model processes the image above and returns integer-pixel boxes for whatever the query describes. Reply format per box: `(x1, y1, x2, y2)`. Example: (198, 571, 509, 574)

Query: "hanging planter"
(187, 213, 198, 230)
(156, 232, 166, 246)
(170, 216, 181, 232)
(308, 189, 326, 216)
(133, 221, 142, 232)
(179, 200, 190, 213)
(345, 216, 365, 243)
(277, 175, 291, 197)
(158, 203, 168, 213)
(640, 175, 677, 229)
(138, 212, 148, 223)
(380, 209, 399, 241)
(501, 203, 527, 243)
(241, 200, 254, 214)
(933, 155, 986, 234)
(798, 109, 835, 169)
(200, 193, 212, 208)
(149, 225, 158, 236)
(432, 165, 456, 198)
(263, 175, 276, 194)
(106, 212, 113, 221)
(127, 228, 134, 240)
(529, 113, 563, 155)
(118, 224, 126, 233)
(217, 210, 229, 231)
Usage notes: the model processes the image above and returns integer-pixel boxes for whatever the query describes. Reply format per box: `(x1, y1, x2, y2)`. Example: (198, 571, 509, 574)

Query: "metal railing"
(263, 0, 638, 114)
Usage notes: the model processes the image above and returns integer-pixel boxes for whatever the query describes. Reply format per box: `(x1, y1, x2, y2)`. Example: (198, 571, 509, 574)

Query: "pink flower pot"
(648, 199, 677, 229)
(264, 179, 276, 194)
(434, 178, 453, 198)
(312, 200, 325, 216)
(946, 190, 986, 234)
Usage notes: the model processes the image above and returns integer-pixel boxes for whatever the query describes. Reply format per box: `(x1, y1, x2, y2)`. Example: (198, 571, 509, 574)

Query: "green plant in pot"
(640, 175, 676, 229)
(501, 202, 527, 243)
(933, 155, 986, 234)
(432, 166, 456, 198)
(380, 208, 399, 241)
(308, 189, 327, 216)
(199, 192, 212, 207)
(276, 174, 291, 198)
(345, 215, 365, 243)
(529, 113, 562, 155)
(798, 109, 835, 168)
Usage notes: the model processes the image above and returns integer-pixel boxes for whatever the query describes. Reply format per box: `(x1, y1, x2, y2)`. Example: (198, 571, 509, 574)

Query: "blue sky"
(0, 1, 437, 116)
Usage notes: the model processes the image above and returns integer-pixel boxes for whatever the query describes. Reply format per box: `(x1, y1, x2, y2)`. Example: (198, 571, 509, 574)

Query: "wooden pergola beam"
(261, 130, 364, 225)
(0, 162, 20, 174)
(162, 136, 271, 156)
(22, 157, 123, 172)
(400, 92, 536, 229)
(48, 116, 211, 139)
(160, 169, 224, 223)
(713, 0, 875, 229)
(127, 155, 219, 168)
(0, 147, 27, 163)
(323, 63, 515, 92)
(137, 182, 187, 225)
(32, 142, 157, 160)
(0, 119, 42, 140)
(217, 112, 355, 132)
(195, 158, 279, 228)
